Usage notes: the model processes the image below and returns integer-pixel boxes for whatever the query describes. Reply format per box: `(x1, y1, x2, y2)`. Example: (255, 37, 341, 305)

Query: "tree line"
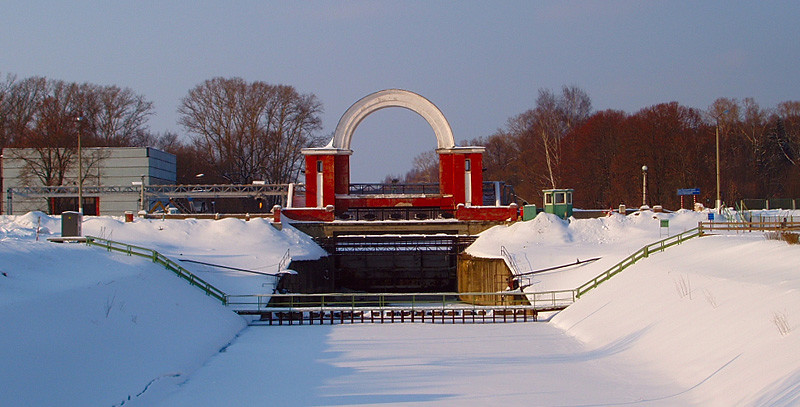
(398, 87, 800, 210)
(3, 73, 799, 210)
(0, 74, 322, 188)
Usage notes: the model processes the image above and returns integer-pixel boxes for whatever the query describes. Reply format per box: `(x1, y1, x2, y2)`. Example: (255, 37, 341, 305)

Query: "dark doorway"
(50, 197, 99, 215)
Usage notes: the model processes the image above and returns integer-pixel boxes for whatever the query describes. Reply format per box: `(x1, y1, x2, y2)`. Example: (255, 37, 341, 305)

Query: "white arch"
(331, 89, 456, 151)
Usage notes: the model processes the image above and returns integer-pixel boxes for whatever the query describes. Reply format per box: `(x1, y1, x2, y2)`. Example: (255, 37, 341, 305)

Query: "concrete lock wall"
(457, 253, 517, 305)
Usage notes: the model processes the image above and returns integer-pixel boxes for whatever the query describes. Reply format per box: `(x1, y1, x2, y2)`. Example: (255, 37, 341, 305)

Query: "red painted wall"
(334, 155, 350, 195)
(336, 195, 455, 211)
(438, 153, 456, 205)
(321, 156, 336, 207)
(304, 155, 339, 208)
(456, 203, 518, 221)
(304, 155, 318, 207)
(439, 151, 484, 208)
(467, 153, 483, 206)
(303, 148, 486, 215)
(281, 207, 335, 222)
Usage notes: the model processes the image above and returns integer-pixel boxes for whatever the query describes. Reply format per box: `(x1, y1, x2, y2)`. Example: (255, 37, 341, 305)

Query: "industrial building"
(2, 147, 176, 215)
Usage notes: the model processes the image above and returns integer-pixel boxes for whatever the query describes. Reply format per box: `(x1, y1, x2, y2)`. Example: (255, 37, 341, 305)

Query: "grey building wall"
(2, 147, 176, 215)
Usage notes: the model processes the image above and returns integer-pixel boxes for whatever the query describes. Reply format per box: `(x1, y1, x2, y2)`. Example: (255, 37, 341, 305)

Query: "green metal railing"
(698, 220, 800, 232)
(226, 290, 576, 312)
(575, 227, 702, 298)
(84, 236, 228, 304)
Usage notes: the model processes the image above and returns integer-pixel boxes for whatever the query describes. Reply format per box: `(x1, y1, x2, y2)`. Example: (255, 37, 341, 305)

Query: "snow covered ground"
(82, 215, 327, 295)
(2, 210, 799, 406)
(0, 214, 247, 406)
(467, 209, 709, 291)
(153, 323, 680, 406)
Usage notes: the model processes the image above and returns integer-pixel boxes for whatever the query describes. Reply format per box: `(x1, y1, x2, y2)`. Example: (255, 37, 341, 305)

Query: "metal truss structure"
(6, 183, 290, 214)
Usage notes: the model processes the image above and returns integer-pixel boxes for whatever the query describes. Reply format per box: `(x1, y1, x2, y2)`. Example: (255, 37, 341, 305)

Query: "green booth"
(522, 204, 538, 221)
(543, 189, 574, 219)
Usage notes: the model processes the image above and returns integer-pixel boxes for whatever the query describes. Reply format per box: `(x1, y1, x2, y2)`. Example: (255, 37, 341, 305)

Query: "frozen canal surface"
(155, 323, 687, 406)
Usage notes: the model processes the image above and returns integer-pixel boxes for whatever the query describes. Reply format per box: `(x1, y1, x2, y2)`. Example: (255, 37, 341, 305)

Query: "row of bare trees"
(0, 74, 154, 187)
(396, 88, 799, 209)
(1, 74, 324, 193)
(478, 92, 799, 209)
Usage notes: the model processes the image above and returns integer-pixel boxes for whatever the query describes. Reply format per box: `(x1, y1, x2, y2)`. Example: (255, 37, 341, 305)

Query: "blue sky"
(2, 1, 799, 182)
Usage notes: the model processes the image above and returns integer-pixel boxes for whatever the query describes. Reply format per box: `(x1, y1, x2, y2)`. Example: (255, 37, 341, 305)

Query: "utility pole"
(76, 116, 84, 214)
(642, 165, 648, 208)
(714, 110, 729, 213)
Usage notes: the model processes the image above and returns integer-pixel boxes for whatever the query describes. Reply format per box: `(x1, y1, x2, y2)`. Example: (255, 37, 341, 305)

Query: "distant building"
(2, 147, 176, 215)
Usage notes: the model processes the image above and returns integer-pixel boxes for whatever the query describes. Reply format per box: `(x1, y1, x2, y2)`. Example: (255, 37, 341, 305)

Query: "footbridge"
(231, 291, 575, 325)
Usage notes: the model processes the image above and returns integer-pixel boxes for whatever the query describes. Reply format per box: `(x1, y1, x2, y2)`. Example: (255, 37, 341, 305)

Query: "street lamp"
(76, 116, 84, 214)
(714, 110, 729, 213)
(641, 165, 648, 208)
(0, 153, 4, 215)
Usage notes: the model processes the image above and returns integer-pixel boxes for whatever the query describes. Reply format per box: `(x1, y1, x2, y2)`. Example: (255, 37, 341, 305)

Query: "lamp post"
(139, 174, 145, 212)
(641, 165, 648, 208)
(715, 119, 721, 213)
(76, 116, 84, 214)
(714, 110, 729, 213)
(0, 153, 4, 215)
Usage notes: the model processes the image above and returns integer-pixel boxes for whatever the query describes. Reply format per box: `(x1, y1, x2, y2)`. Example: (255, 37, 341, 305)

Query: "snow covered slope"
(469, 210, 800, 405)
(3, 211, 799, 406)
(467, 210, 708, 291)
(551, 234, 800, 406)
(0, 217, 247, 406)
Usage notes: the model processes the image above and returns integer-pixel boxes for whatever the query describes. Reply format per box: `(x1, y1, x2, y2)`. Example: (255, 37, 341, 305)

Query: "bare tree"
(261, 85, 325, 184)
(1, 75, 47, 149)
(740, 98, 768, 147)
(4, 77, 150, 189)
(775, 101, 800, 167)
(0, 73, 13, 149)
(402, 150, 439, 183)
(179, 77, 322, 184)
(534, 90, 564, 189)
(504, 86, 592, 193)
(11, 80, 82, 186)
(80, 84, 154, 146)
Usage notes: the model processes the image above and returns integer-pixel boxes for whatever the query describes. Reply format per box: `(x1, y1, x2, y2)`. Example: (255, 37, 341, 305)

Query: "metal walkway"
(231, 291, 575, 325)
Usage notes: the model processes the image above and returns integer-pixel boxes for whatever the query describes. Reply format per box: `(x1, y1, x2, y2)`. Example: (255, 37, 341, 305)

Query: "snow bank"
(0, 236, 246, 406)
(0, 212, 326, 406)
(465, 209, 800, 404)
(551, 235, 800, 405)
(1, 213, 328, 295)
(467, 210, 708, 291)
(4, 210, 800, 406)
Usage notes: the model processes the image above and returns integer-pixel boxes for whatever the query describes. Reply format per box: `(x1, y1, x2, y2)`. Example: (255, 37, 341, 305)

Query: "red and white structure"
(282, 89, 516, 222)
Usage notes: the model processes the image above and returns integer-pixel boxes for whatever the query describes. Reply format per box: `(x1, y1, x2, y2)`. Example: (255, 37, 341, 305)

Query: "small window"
(316, 160, 323, 173)
(555, 192, 565, 204)
(464, 159, 471, 172)
(545, 193, 553, 205)
(567, 192, 573, 205)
